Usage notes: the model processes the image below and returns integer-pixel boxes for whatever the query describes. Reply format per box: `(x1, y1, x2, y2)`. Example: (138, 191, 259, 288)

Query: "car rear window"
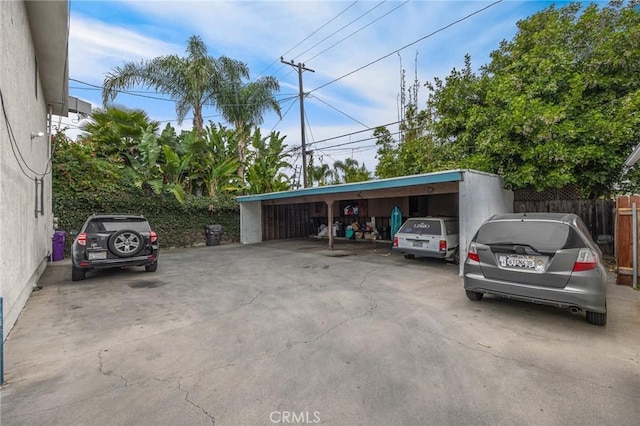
(87, 219, 150, 233)
(475, 221, 585, 251)
(398, 219, 442, 236)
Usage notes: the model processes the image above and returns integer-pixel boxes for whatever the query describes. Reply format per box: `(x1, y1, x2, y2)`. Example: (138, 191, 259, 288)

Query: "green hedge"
(53, 192, 240, 254)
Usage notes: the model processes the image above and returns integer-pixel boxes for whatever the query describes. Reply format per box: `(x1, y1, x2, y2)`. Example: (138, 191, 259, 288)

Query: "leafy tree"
(456, 2, 640, 196)
(374, 126, 398, 178)
(102, 35, 248, 134)
(383, 1, 640, 197)
(216, 74, 282, 180)
(245, 130, 291, 194)
(52, 131, 124, 195)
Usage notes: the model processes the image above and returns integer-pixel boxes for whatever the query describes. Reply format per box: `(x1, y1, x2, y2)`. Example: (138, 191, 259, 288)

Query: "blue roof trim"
(237, 170, 464, 203)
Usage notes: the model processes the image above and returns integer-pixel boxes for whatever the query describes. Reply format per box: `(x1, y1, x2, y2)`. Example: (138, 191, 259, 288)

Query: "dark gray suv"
(463, 213, 607, 325)
(71, 214, 159, 281)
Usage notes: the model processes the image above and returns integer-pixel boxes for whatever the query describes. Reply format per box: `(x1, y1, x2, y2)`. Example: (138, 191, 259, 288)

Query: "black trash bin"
(205, 224, 223, 246)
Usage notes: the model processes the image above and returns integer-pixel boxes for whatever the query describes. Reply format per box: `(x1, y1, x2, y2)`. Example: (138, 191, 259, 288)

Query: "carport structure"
(238, 169, 513, 274)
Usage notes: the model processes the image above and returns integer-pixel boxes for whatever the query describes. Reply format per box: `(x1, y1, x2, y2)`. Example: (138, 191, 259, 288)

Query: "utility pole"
(281, 57, 314, 188)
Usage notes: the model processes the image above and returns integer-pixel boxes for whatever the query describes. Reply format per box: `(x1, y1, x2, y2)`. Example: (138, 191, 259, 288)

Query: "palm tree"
(102, 35, 248, 135)
(80, 105, 159, 162)
(310, 163, 332, 186)
(216, 76, 281, 181)
(332, 158, 371, 183)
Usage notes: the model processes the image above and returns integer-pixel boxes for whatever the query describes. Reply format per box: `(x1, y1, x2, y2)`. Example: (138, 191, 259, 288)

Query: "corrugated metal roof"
(237, 169, 465, 202)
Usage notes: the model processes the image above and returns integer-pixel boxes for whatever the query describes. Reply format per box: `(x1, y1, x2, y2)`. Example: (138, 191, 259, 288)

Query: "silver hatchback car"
(463, 213, 607, 326)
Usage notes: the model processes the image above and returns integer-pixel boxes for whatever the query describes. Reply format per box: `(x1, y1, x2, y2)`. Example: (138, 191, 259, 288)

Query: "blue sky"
(65, 0, 577, 175)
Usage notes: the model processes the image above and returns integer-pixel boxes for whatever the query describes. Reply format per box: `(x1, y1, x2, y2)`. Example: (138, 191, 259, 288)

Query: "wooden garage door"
(262, 204, 313, 240)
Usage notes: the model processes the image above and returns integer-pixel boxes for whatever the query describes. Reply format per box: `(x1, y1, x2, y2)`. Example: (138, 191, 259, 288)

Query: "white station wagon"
(392, 217, 460, 264)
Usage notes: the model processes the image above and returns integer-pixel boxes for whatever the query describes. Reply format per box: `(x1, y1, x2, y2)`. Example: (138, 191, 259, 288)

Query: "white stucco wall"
(1, 1, 54, 339)
(240, 201, 263, 244)
(458, 170, 514, 275)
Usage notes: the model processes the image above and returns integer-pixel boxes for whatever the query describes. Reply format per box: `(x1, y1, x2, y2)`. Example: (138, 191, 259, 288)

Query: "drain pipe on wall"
(633, 203, 638, 290)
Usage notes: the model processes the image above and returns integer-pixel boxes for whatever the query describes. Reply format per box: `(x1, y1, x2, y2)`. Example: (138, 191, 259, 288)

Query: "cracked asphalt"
(1, 239, 639, 425)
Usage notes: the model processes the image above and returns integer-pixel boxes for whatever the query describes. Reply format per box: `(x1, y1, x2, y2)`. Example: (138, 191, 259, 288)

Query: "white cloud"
(69, 13, 181, 83)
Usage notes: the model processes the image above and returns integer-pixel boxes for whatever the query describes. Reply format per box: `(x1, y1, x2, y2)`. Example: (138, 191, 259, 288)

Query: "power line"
(309, 0, 504, 94)
(256, 0, 360, 79)
(69, 78, 175, 102)
(294, 0, 388, 63)
(309, 95, 369, 129)
(270, 96, 298, 133)
(303, 0, 409, 64)
(306, 119, 403, 148)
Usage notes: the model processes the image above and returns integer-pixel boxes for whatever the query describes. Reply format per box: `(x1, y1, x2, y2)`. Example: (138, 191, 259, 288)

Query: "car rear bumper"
(72, 253, 158, 270)
(392, 246, 449, 259)
(463, 267, 607, 313)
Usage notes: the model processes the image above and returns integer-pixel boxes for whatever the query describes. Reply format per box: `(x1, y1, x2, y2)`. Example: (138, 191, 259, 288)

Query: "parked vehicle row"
(71, 212, 608, 326)
(393, 213, 607, 326)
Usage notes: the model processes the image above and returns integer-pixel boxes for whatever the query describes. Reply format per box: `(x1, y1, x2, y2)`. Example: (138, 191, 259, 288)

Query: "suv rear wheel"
(108, 229, 143, 257)
(145, 262, 158, 272)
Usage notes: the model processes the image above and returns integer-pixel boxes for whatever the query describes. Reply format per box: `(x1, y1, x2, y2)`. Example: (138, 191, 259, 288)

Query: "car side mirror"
(69, 230, 79, 237)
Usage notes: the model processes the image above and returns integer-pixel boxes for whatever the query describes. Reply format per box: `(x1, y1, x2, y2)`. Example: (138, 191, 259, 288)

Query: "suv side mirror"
(69, 230, 79, 237)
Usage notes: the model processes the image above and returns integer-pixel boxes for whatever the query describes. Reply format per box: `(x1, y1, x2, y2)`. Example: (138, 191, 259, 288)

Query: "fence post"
(633, 203, 638, 290)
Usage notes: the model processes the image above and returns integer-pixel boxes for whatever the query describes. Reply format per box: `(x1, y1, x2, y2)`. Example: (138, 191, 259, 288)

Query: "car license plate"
(412, 241, 423, 248)
(499, 254, 546, 271)
(88, 251, 107, 260)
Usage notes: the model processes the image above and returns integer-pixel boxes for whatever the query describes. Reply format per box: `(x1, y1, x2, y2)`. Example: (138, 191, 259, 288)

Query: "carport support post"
(327, 199, 334, 250)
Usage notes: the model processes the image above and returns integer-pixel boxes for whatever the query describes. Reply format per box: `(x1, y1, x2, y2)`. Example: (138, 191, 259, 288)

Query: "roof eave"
(25, 0, 69, 116)
(237, 170, 467, 203)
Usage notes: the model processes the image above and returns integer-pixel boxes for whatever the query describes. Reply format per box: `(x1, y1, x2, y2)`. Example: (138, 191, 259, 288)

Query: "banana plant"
(162, 144, 192, 204)
(245, 130, 291, 194)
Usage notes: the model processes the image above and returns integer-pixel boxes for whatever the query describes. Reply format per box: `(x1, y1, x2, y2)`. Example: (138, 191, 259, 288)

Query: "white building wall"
(240, 201, 262, 244)
(458, 170, 514, 275)
(1, 1, 53, 339)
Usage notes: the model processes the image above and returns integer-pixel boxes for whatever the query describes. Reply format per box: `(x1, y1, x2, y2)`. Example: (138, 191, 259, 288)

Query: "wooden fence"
(615, 195, 640, 287)
(513, 199, 616, 255)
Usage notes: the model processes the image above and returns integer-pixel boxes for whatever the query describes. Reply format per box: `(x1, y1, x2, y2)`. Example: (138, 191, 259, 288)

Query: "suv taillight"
(439, 240, 447, 251)
(77, 232, 87, 246)
(150, 231, 157, 243)
(393, 236, 398, 247)
(573, 248, 597, 272)
(467, 242, 479, 262)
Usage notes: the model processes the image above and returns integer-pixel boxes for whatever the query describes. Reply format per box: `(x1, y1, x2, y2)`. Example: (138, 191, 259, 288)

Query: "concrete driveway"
(1, 239, 639, 425)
